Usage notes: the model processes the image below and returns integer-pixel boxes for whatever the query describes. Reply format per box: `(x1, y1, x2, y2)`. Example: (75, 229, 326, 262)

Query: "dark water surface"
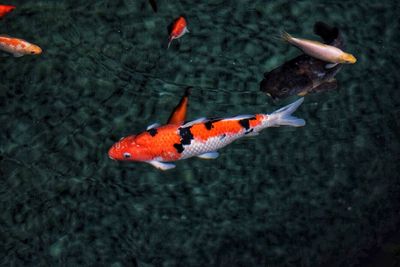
(1, 1, 400, 266)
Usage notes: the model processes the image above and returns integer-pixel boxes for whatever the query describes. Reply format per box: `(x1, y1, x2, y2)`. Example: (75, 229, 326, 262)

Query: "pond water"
(1, 1, 399, 266)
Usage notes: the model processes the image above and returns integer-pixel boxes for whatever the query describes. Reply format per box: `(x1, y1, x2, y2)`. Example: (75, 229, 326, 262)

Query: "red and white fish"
(108, 88, 305, 170)
(168, 16, 189, 48)
(0, 35, 42, 57)
(0, 5, 15, 19)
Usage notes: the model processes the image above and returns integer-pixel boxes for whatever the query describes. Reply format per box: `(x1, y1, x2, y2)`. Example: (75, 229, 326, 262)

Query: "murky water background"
(1, 1, 400, 266)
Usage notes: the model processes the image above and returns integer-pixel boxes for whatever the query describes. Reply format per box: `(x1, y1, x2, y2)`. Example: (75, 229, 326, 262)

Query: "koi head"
(27, 44, 42, 55)
(108, 135, 150, 162)
(340, 53, 357, 64)
(171, 16, 187, 33)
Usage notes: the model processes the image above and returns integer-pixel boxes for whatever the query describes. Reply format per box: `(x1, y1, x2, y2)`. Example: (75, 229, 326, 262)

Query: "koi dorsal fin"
(167, 87, 192, 125)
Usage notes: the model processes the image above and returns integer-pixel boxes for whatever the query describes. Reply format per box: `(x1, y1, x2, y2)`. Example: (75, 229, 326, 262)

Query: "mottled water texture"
(1, 1, 400, 266)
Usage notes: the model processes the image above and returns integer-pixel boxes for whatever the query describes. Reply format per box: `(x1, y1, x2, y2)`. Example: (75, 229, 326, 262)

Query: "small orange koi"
(0, 5, 15, 19)
(0, 35, 42, 57)
(168, 16, 189, 49)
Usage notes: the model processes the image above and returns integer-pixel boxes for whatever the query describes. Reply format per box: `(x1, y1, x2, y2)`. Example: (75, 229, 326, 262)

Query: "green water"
(1, 1, 399, 266)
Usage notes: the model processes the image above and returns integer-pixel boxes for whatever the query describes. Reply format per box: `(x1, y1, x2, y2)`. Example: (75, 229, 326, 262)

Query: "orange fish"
(0, 5, 15, 19)
(0, 35, 42, 57)
(108, 89, 305, 170)
(168, 16, 189, 48)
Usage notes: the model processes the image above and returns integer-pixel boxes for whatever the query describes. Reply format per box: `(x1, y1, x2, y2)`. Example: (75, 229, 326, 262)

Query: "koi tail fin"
(267, 98, 305, 127)
(281, 31, 293, 43)
(167, 37, 173, 49)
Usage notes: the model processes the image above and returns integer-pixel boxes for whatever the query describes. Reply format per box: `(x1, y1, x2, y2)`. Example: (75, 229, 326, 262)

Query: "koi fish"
(0, 35, 42, 57)
(0, 5, 15, 19)
(261, 22, 345, 100)
(108, 89, 305, 170)
(282, 31, 356, 69)
(168, 16, 189, 49)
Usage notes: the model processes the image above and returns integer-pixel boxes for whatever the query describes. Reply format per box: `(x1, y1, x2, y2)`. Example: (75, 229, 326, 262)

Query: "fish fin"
(146, 123, 160, 130)
(197, 152, 219, 159)
(185, 27, 190, 33)
(245, 131, 259, 137)
(325, 63, 339, 69)
(269, 98, 305, 127)
(298, 91, 308, 96)
(181, 117, 207, 128)
(281, 31, 293, 43)
(167, 36, 174, 49)
(167, 87, 192, 125)
(148, 0, 157, 12)
(13, 53, 24, 57)
(310, 80, 338, 94)
(147, 160, 176, 170)
(313, 22, 338, 44)
(313, 21, 343, 48)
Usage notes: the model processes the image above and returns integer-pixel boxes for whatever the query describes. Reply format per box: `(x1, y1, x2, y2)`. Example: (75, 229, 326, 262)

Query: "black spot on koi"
(204, 118, 222, 130)
(179, 126, 194, 145)
(238, 117, 256, 130)
(173, 143, 184, 153)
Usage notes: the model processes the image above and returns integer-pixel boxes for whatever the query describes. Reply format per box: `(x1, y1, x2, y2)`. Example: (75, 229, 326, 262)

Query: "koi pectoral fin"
(325, 63, 339, 69)
(197, 152, 219, 159)
(297, 90, 308, 96)
(147, 160, 176, 170)
(309, 79, 338, 94)
(244, 131, 259, 137)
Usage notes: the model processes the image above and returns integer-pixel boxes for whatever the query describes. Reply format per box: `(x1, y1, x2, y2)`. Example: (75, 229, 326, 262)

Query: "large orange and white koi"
(108, 89, 305, 170)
